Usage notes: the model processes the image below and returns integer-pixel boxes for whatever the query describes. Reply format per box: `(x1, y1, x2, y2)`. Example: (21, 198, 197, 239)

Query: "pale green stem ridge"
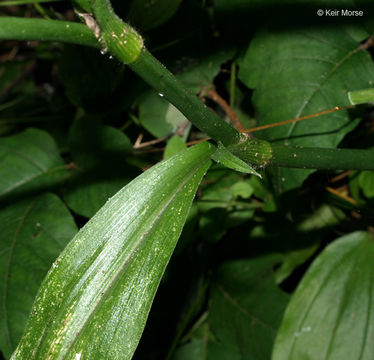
(90, 0, 143, 63)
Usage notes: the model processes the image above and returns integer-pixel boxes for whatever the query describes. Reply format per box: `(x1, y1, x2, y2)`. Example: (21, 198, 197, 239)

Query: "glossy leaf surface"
(273, 231, 374, 360)
(0, 128, 67, 203)
(11, 142, 214, 360)
(0, 193, 77, 359)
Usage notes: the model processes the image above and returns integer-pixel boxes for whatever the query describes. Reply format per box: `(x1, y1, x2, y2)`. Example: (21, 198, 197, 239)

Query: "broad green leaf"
(273, 231, 374, 360)
(0, 128, 67, 203)
(210, 256, 289, 359)
(12, 142, 214, 360)
(64, 174, 136, 218)
(239, 26, 374, 191)
(138, 90, 187, 138)
(176, 50, 235, 94)
(211, 142, 261, 177)
(174, 256, 289, 360)
(64, 116, 138, 218)
(359, 170, 374, 198)
(209, 256, 290, 360)
(127, 0, 183, 31)
(67, 115, 133, 169)
(0, 193, 77, 359)
(164, 135, 187, 159)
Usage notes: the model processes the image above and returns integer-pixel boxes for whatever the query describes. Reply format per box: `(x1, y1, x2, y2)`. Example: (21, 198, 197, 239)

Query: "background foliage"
(1, 0, 374, 359)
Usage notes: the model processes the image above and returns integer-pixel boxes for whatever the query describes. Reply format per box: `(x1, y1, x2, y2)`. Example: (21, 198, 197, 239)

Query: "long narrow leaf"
(11, 142, 214, 360)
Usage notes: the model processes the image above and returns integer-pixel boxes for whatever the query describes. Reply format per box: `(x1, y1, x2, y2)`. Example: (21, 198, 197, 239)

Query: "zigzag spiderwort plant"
(1, 0, 374, 359)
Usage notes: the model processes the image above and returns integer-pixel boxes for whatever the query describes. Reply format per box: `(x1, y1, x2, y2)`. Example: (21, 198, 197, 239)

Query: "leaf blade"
(0, 128, 67, 203)
(239, 26, 374, 191)
(11, 142, 214, 360)
(0, 193, 77, 358)
(272, 231, 374, 360)
(211, 142, 261, 177)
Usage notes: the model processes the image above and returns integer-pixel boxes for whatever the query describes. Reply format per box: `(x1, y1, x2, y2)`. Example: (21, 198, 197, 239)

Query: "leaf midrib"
(0, 164, 66, 197)
(55, 157, 210, 358)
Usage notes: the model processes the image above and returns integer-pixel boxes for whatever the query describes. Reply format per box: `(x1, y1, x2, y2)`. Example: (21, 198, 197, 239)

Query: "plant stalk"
(270, 145, 374, 170)
(0, 14, 373, 171)
(90, 0, 242, 146)
(130, 49, 242, 146)
(0, 17, 99, 48)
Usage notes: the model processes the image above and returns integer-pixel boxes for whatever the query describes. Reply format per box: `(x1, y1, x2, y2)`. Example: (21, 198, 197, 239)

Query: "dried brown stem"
(325, 186, 358, 206)
(360, 36, 374, 50)
(133, 133, 171, 149)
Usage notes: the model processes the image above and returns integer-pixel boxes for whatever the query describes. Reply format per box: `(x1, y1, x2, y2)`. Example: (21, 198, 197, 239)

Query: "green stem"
(91, 0, 143, 63)
(228, 139, 374, 170)
(90, 0, 241, 146)
(130, 49, 242, 146)
(0, 14, 373, 171)
(270, 145, 374, 170)
(0, 17, 99, 48)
